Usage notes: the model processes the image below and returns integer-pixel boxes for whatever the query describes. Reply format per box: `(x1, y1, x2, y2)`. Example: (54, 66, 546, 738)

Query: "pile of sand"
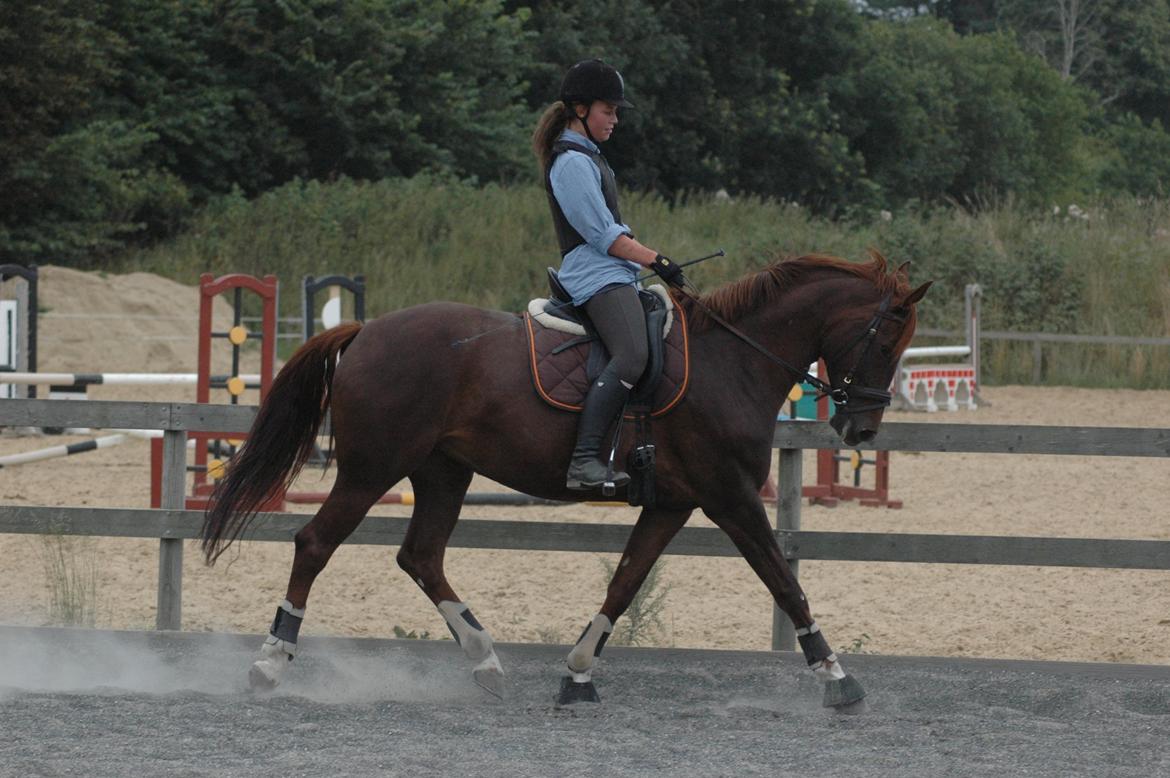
(14, 267, 261, 403)
(33, 266, 240, 374)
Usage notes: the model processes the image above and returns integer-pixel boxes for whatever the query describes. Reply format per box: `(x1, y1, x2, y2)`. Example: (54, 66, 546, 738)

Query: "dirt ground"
(6, 628, 1170, 778)
(3, 267, 1170, 664)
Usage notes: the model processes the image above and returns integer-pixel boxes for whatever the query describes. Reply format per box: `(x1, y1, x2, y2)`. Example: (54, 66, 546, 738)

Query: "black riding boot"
(566, 366, 631, 490)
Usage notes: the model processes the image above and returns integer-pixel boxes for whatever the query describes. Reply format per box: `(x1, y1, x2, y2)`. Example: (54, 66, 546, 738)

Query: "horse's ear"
(901, 281, 932, 307)
(895, 261, 912, 278)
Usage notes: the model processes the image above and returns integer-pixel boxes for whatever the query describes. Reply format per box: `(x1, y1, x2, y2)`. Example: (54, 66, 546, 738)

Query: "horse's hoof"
(822, 673, 866, 711)
(248, 661, 279, 693)
(832, 697, 868, 716)
(473, 666, 506, 699)
(556, 675, 601, 706)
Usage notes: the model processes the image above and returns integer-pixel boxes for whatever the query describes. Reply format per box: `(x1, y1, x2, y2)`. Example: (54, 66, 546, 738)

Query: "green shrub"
(117, 178, 1170, 387)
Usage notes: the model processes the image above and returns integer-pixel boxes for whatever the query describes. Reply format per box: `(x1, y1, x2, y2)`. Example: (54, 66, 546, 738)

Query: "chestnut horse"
(201, 251, 929, 711)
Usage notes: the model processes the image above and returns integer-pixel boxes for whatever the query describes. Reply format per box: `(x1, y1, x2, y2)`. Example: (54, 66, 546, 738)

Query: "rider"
(532, 58, 687, 491)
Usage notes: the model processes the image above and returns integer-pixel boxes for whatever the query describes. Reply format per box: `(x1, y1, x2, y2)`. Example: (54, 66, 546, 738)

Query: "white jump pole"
(57, 428, 201, 442)
(0, 373, 262, 386)
(0, 434, 129, 468)
(901, 345, 971, 359)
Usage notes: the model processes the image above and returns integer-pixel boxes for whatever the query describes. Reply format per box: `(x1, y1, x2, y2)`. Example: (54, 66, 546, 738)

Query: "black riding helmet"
(559, 59, 634, 108)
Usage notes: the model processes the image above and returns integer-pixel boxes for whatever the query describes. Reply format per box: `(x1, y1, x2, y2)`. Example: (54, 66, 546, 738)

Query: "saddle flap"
(630, 307, 668, 405)
(524, 299, 690, 418)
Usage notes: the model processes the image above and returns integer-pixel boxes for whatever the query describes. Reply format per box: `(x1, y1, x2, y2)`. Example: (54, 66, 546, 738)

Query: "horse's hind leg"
(397, 451, 506, 698)
(250, 469, 397, 691)
(557, 507, 692, 705)
(704, 498, 866, 712)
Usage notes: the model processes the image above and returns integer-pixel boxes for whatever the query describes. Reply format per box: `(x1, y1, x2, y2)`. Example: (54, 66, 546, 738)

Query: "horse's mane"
(683, 249, 917, 353)
(690, 250, 908, 323)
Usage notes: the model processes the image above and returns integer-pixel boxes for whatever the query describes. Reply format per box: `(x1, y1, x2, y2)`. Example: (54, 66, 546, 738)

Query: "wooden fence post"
(772, 446, 802, 651)
(157, 427, 186, 630)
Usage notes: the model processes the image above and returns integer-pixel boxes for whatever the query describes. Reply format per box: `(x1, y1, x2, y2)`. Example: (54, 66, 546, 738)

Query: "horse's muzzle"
(830, 412, 878, 447)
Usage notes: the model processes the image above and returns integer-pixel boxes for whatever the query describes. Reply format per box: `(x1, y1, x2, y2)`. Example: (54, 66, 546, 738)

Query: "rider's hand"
(651, 254, 687, 288)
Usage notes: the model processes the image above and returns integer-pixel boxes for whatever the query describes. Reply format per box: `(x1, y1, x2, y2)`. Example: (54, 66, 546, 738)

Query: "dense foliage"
(4, 0, 1170, 265)
(123, 178, 1170, 387)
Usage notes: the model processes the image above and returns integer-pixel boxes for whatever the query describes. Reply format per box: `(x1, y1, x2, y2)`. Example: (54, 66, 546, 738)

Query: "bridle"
(679, 288, 907, 415)
(819, 292, 907, 414)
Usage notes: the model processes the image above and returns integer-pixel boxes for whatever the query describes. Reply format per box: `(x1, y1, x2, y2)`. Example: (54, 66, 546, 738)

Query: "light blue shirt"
(549, 129, 641, 305)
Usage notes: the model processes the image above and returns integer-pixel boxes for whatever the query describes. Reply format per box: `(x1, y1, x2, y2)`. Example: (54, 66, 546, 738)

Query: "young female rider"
(532, 58, 688, 491)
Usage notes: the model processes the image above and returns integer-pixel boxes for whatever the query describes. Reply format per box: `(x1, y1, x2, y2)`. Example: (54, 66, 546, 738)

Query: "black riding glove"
(651, 254, 687, 288)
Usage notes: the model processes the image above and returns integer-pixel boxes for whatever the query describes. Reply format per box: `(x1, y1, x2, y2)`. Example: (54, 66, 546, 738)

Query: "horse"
(201, 250, 930, 712)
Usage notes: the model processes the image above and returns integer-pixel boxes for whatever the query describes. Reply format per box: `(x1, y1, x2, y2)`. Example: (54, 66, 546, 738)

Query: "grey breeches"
(582, 284, 649, 387)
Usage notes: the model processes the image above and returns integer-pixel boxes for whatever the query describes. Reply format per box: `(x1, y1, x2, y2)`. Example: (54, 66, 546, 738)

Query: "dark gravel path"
(2, 626, 1169, 777)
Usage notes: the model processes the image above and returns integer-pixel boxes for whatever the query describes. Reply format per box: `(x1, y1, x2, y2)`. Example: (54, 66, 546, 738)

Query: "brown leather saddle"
(524, 270, 690, 417)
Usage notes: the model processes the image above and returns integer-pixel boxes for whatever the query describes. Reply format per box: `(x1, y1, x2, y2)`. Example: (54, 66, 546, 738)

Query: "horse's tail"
(201, 322, 363, 564)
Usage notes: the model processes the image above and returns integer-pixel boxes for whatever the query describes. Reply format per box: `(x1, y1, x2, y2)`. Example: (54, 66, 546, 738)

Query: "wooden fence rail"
(2, 399, 1168, 651)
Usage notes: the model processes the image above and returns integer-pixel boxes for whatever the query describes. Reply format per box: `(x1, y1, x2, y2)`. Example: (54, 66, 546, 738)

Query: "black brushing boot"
(566, 365, 631, 490)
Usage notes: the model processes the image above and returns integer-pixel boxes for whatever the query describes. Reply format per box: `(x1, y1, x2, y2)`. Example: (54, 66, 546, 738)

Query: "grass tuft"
(38, 535, 99, 627)
(599, 557, 672, 647)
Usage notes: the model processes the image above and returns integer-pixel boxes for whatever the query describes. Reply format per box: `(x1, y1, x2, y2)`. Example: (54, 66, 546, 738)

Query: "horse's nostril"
(857, 429, 877, 443)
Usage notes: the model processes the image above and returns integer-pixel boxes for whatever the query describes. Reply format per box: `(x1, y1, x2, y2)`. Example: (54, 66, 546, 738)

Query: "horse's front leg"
(704, 496, 866, 713)
(558, 506, 692, 705)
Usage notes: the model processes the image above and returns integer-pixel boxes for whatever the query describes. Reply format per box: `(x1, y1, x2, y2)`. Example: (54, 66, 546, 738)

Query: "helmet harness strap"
(571, 101, 600, 146)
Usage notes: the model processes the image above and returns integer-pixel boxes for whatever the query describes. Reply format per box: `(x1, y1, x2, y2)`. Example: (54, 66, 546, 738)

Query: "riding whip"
(633, 248, 725, 284)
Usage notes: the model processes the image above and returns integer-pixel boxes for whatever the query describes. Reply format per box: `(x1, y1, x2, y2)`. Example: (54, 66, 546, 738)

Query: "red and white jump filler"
(896, 284, 981, 412)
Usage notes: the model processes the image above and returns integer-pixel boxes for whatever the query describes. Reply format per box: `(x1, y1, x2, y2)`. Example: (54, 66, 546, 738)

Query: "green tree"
(966, 1, 1170, 126)
(3, 0, 537, 264)
(514, 0, 873, 210)
(1098, 113, 1170, 197)
(389, 0, 534, 183)
(0, 0, 161, 264)
(193, 0, 532, 186)
(837, 18, 1089, 205)
(832, 19, 966, 203)
(675, 0, 872, 210)
(509, 0, 712, 194)
(1098, 0, 1170, 127)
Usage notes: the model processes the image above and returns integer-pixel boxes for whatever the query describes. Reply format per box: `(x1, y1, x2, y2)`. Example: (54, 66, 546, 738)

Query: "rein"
(677, 286, 901, 415)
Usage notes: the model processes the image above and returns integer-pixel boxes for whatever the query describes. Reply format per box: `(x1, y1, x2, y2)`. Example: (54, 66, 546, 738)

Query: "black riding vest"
(544, 141, 624, 257)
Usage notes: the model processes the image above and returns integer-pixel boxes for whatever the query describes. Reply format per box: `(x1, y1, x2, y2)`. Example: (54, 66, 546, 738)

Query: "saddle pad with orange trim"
(524, 304, 690, 417)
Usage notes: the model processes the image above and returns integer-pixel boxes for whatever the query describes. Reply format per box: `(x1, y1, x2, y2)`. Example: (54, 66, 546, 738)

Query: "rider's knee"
(612, 347, 648, 387)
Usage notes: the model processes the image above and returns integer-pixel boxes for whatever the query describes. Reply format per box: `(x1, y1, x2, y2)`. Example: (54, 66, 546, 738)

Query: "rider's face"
(576, 101, 619, 142)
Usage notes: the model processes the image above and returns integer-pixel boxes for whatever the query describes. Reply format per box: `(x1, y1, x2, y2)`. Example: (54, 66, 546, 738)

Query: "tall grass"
(38, 535, 99, 627)
(599, 557, 672, 647)
(116, 178, 1170, 387)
